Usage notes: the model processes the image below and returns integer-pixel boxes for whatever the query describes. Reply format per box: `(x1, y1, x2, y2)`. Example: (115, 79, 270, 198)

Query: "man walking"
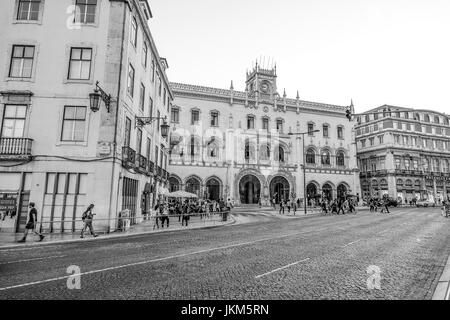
(18, 202, 44, 243)
(80, 204, 98, 238)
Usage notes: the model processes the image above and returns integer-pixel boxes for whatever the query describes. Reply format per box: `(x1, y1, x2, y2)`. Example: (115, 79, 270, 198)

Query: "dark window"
(308, 123, 314, 135)
(124, 117, 131, 147)
(276, 119, 283, 133)
(136, 128, 142, 154)
(142, 42, 148, 67)
(247, 116, 255, 129)
(210, 112, 219, 126)
(1, 105, 27, 138)
(146, 137, 151, 161)
(17, 0, 40, 21)
(149, 97, 153, 117)
(75, 0, 97, 24)
(68, 47, 92, 80)
(171, 108, 179, 123)
(306, 148, 315, 164)
(61, 106, 86, 141)
(127, 64, 135, 96)
(191, 110, 199, 125)
(130, 17, 137, 47)
(9, 45, 35, 78)
(337, 126, 343, 139)
(262, 118, 269, 131)
(139, 83, 145, 111)
(323, 124, 329, 137)
(321, 151, 330, 165)
(336, 152, 345, 166)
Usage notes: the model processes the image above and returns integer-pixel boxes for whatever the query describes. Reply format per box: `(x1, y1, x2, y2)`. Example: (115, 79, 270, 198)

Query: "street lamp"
(288, 129, 320, 215)
(135, 115, 170, 139)
(89, 81, 111, 113)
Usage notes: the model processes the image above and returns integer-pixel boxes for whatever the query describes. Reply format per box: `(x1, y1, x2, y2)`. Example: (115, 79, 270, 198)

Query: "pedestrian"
(151, 205, 159, 230)
(18, 202, 45, 243)
(337, 199, 345, 215)
(160, 203, 169, 228)
(293, 201, 297, 215)
(286, 199, 291, 213)
(80, 204, 98, 238)
(279, 199, 285, 215)
(182, 202, 190, 227)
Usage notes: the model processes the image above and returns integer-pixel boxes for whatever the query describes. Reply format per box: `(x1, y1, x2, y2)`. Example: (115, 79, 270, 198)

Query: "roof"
(169, 82, 348, 113)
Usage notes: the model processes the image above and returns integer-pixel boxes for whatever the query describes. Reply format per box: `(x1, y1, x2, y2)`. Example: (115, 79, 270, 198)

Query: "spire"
(350, 99, 354, 107)
(296, 90, 300, 100)
(230, 80, 234, 90)
(283, 88, 286, 98)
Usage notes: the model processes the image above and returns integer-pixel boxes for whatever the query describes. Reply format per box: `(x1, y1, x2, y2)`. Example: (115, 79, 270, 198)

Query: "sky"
(148, 0, 450, 114)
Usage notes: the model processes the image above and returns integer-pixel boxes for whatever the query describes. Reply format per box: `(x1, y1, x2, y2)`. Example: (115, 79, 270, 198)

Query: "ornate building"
(168, 63, 360, 205)
(356, 105, 450, 203)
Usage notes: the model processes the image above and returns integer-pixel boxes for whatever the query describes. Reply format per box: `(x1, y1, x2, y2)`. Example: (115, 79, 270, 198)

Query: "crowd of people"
(151, 198, 233, 229)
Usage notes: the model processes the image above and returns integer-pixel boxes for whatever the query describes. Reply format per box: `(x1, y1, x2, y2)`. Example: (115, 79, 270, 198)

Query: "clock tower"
(245, 60, 278, 101)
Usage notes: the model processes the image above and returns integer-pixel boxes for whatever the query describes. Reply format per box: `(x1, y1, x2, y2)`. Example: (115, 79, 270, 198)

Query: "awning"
(167, 190, 198, 198)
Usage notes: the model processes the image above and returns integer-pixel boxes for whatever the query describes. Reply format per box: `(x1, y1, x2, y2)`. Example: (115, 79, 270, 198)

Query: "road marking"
(341, 239, 362, 247)
(0, 255, 66, 265)
(0, 231, 320, 291)
(255, 258, 310, 279)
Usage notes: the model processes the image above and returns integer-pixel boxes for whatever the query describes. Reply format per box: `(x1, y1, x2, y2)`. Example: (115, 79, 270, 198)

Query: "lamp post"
(288, 129, 320, 215)
(135, 115, 170, 138)
(89, 81, 111, 113)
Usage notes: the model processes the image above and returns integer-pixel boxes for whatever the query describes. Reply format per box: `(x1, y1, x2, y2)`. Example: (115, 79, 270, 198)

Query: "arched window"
(321, 150, 330, 165)
(169, 177, 181, 192)
(206, 137, 219, 158)
(189, 135, 200, 156)
(185, 177, 201, 196)
(259, 143, 270, 160)
(274, 145, 285, 162)
(445, 118, 449, 126)
(244, 139, 255, 161)
(306, 148, 315, 164)
(434, 116, 440, 124)
(336, 151, 345, 167)
(424, 114, 430, 122)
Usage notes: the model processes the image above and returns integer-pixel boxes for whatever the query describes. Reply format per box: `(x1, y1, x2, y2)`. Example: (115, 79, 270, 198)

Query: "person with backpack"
(18, 202, 45, 243)
(80, 204, 98, 238)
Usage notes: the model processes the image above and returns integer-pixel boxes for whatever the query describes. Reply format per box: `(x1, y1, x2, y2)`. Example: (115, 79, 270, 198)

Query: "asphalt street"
(0, 206, 449, 299)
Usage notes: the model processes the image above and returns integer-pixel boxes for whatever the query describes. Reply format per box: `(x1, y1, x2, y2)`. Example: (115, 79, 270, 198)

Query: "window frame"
(67, 47, 93, 80)
(74, 0, 98, 25)
(0, 104, 28, 138)
(15, 0, 43, 23)
(60, 106, 87, 142)
(8, 45, 35, 79)
(127, 63, 135, 97)
(130, 16, 138, 48)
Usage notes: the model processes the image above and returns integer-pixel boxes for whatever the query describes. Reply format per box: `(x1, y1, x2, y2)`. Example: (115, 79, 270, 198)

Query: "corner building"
(168, 64, 360, 206)
(356, 105, 450, 204)
(0, 0, 172, 233)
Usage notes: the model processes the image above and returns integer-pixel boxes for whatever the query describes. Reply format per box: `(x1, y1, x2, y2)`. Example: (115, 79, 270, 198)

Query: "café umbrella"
(167, 190, 198, 198)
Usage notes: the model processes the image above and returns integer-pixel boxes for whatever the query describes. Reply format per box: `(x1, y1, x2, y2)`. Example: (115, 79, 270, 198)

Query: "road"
(0, 206, 449, 299)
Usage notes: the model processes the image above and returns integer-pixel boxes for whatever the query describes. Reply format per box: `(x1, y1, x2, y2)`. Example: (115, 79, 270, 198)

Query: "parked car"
(416, 199, 436, 207)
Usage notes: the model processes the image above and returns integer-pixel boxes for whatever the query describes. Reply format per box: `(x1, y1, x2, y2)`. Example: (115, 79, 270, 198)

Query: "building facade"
(0, 0, 171, 233)
(168, 64, 360, 206)
(356, 105, 450, 204)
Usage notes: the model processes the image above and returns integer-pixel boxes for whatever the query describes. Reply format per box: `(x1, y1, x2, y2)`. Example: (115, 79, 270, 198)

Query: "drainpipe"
(107, 1, 127, 233)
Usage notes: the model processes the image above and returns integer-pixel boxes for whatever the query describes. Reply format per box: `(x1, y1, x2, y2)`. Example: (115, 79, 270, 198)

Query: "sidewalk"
(432, 254, 450, 300)
(0, 213, 236, 249)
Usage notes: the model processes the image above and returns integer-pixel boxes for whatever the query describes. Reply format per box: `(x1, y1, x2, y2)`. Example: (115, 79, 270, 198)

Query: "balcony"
(0, 138, 33, 160)
(157, 166, 162, 177)
(136, 154, 147, 174)
(122, 146, 136, 168)
(148, 160, 154, 174)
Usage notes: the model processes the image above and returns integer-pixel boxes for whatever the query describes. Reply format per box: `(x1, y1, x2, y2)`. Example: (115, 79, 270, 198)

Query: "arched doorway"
(270, 176, 290, 204)
(185, 177, 201, 197)
(322, 183, 333, 201)
(239, 174, 261, 204)
(307, 183, 318, 205)
(169, 176, 181, 192)
(337, 184, 347, 199)
(205, 177, 221, 201)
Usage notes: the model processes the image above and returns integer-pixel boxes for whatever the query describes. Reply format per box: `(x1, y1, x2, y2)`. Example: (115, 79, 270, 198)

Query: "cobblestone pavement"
(0, 207, 449, 299)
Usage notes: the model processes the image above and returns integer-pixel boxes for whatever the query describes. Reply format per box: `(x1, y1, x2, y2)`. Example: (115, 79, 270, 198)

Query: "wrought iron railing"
(122, 146, 136, 168)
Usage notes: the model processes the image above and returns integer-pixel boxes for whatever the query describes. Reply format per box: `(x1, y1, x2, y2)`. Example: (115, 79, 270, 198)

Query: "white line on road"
(255, 258, 310, 279)
(0, 231, 318, 291)
(0, 255, 66, 265)
(341, 239, 362, 247)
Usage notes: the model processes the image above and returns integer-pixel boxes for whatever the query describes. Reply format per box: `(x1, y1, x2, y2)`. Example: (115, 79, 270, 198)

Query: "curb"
(0, 216, 236, 250)
(432, 254, 450, 300)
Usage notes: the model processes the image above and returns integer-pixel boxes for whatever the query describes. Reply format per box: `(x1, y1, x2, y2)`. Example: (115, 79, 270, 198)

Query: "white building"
(168, 63, 360, 206)
(0, 0, 171, 233)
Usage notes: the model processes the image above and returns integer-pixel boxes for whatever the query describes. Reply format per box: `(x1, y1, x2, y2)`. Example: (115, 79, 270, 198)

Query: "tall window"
(210, 111, 219, 126)
(308, 123, 314, 135)
(276, 119, 283, 133)
(306, 148, 315, 164)
(146, 137, 151, 161)
(151, 59, 155, 82)
(247, 116, 255, 129)
(157, 110, 160, 132)
(127, 63, 135, 97)
(136, 128, 142, 154)
(321, 150, 330, 165)
(149, 96, 153, 117)
(157, 74, 162, 96)
(124, 117, 131, 147)
(191, 110, 199, 125)
(139, 83, 145, 111)
(9, 45, 35, 78)
(74, 0, 97, 24)
(323, 124, 329, 137)
(17, 0, 40, 21)
(61, 106, 86, 141)
(171, 107, 179, 123)
(1, 105, 27, 138)
(68, 48, 92, 80)
(142, 42, 148, 67)
(337, 126, 343, 139)
(262, 118, 269, 131)
(336, 151, 345, 166)
(130, 17, 138, 47)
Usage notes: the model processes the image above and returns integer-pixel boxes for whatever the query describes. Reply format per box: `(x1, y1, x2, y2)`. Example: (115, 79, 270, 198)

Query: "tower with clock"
(245, 61, 278, 101)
